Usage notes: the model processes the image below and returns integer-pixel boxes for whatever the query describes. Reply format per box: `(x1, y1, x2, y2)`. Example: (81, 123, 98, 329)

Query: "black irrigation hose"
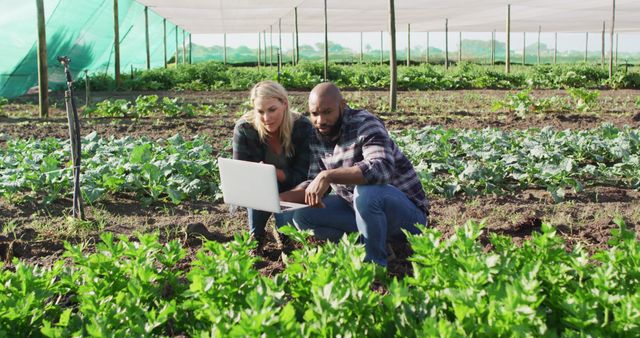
(58, 56, 84, 219)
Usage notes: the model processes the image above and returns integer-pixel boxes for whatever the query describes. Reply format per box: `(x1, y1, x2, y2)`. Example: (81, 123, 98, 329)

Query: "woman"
(232, 80, 313, 252)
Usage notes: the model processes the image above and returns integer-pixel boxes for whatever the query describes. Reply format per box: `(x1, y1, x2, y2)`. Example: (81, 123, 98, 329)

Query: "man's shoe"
(249, 233, 266, 256)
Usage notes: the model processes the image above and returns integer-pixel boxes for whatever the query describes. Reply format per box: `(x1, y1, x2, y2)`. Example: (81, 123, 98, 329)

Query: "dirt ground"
(1, 89, 639, 276)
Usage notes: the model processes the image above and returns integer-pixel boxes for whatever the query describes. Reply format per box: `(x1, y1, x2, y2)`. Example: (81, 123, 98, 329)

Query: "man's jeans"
(292, 184, 427, 266)
(248, 209, 294, 238)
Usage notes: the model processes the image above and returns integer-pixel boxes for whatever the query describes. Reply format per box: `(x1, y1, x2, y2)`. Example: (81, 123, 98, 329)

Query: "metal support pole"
(537, 26, 541, 64)
(223, 33, 227, 65)
(445, 18, 449, 69)
(291, 32, 295, 65)
(36, 0, 48, 118)
(295, 7, 300, 63)
(609, 0, 615, 79)
(505, 4, 510, 73)
(407, 24, 411, 66)
(263, 30, 267, 66)
(189, 33, 192, 64)
(114, 0, 121, 88)
(84, 70, 90, 106)
(163, 19, 167, 68)
(270, 25, 273, 66)
(144, 6, 150, 70)
(323, 0, 328, 80)
(388, 0, 397, 111)
(615, 32, 618, 67)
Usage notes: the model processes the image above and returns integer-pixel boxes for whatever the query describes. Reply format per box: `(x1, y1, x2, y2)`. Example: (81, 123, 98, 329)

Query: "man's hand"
(305, 171, 331, 207)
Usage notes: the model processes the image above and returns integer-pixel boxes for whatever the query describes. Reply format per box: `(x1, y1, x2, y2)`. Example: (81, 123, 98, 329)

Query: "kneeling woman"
(232, 80, 313, 251)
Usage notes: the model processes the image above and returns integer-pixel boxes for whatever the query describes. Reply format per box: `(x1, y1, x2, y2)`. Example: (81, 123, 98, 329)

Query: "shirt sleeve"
(354, 118, 395, 184)
(232, 122, 258, 162)
(283, 117, 313, 188)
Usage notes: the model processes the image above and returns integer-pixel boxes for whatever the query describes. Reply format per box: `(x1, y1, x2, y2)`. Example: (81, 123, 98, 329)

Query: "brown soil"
(1, 89, 639, 277)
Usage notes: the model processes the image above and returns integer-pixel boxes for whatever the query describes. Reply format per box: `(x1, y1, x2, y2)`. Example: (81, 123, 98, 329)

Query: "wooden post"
(360, 32, 364, 62)
(174, 26, 178, 66)
(505, 4, 510, 74)
(491, 30, 495, 65)
(263, 30, 267, 66)
(380, 30, 384, 65)
(36, 0, 48, 118)
(388, 0, 397, 111)
(458, 31, 462, 63)
(182, 30, 186, 64)
(601, 21, 605, 68)
(114, 0, 121, 88)
(426, 31, 430, 64)
(163, 19, 167, 68)
(223, 32, 227, 65)
(584, 32, 588, 62)
(615, 32, 618, 67)
(258, 32, 262, 68)
(278, 18, 282, 69)
(144, 7, 150, 70)
(554, 32, 557, 64)
(609, 0, 615, 79)
(537, 26, 541, 64)
(445, 18, 449, 69)
(270, 25, 273, 66)
(291, 32, 295, 65)
(189, 33, 192, 64)
(522, 31, 526, 65)
(84, 70, 90, 106)
(407, 24, 411, 66)
(295, 7, 300, 64)
(323, 0, 328, 80)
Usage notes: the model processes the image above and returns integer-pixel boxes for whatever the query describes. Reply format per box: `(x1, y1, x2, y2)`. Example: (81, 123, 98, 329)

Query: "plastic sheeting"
(140, 0, 639, 34)
(0, 0, 184, 98)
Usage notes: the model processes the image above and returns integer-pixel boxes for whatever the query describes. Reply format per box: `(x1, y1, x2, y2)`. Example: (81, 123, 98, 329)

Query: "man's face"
(308, 94, 344, 138)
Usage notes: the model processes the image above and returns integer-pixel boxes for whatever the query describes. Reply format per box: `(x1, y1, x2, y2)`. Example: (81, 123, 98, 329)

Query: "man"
(280, 82, 429, 266)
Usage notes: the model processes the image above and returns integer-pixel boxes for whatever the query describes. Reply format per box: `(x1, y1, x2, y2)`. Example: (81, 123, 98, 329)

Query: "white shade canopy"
(137, 0, 639, 34)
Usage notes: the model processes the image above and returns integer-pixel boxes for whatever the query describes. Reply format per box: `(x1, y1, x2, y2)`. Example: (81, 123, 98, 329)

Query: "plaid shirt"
(232, 115, 313, 192)
(304, 108, 429, 214)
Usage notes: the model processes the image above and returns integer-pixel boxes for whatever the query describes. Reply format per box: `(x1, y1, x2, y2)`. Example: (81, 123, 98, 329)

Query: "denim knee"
(353, 185, 385, 211)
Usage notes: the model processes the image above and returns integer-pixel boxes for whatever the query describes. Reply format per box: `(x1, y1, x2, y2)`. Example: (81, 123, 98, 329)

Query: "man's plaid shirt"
(303, 108, 429, 214)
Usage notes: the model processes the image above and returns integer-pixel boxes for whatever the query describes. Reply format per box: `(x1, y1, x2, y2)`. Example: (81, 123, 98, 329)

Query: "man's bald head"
(308, 82, 346, 138)
(309, 82, 344, 105)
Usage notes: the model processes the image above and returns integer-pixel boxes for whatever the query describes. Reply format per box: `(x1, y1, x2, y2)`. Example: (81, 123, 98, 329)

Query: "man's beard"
(316, 112, 343, 141)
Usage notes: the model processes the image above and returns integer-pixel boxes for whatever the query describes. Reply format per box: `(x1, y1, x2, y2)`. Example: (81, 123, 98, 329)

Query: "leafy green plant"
(491, 89, 552, 118)
(635, 96, 640, 108)
(0, 97, 8, 114)
(566, 88, 600, 112)
(83, 99, 131, 118)
(134, 95, 161, 117)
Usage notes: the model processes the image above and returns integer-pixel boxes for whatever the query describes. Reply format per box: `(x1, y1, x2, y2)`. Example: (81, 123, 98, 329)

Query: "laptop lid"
(218, 158, 283, 213)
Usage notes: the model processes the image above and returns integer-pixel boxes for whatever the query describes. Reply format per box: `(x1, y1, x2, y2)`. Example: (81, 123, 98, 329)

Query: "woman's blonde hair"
(242, 80, 297, 157)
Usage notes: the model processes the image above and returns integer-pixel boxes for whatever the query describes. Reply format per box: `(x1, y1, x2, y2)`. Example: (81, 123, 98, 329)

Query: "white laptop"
(218, 158, 308, 213)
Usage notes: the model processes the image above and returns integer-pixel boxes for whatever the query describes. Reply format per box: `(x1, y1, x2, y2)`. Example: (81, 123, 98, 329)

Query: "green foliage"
(566, 88, 601, 112)
(74, 62, 640, 92)
(491, 89, 553, 117)
(0, 132, 222, 206)
(1, 220, 638, 336)
(394, 124, 640, 201)
(635, 96, 640, 108)
(134, 94, 161, 117)
(0, 97, 8, 114)
(83, 99, 131, 118)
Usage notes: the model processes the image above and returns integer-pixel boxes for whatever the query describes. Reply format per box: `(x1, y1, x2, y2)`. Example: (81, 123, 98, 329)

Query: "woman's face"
(254, 96, 287, 134)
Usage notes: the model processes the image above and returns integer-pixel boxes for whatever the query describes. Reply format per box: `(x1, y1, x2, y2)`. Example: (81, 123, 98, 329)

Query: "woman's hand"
(276, 169, 286, 183)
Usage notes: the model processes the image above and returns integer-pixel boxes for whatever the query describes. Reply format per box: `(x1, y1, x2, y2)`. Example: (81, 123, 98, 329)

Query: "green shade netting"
(0, 0, 185, 98)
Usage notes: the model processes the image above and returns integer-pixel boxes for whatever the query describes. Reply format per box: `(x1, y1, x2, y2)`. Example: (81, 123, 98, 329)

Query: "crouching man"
(280, 82, 429, 266)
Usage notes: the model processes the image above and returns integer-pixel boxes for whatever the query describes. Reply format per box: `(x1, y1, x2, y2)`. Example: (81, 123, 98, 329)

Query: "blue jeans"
(292, 184, 427, 266)
(248, 208, 294, 238)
